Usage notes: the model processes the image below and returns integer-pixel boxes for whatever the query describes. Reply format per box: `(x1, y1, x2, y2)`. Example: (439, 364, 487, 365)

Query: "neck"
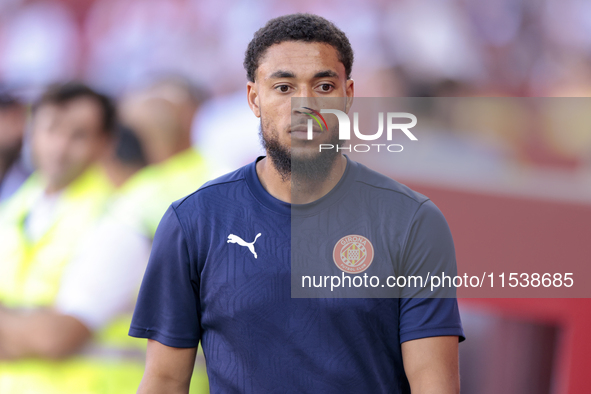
(43, 170, 85, 195)
(45, 184, 65, 195)
(149, 139, 192, 165)
(256, 154, 347, 204)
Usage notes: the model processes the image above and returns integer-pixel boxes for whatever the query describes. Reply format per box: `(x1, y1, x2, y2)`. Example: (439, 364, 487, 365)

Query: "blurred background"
(0, 0, 590, 393)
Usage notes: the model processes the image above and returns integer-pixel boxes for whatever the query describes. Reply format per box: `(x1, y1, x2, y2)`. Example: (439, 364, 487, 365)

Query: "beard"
(259, 119, 343, 184)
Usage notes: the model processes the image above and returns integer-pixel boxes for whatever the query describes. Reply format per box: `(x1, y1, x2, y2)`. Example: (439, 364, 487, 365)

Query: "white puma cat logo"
(227, 233, 262, 258)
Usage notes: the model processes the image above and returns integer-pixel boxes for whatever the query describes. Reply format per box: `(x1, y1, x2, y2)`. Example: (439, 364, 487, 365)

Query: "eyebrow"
(313, 70, 338, 79)
(269, 70, 295, 79)
(267, 69, 339, 80)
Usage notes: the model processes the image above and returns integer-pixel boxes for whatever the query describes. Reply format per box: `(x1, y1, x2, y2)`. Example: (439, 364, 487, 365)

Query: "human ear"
(247, 82, 261, 118)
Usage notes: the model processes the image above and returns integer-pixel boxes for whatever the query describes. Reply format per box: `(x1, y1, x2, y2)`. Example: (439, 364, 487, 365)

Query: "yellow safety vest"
(110, 147, 209, 238)
(108, 148, 211, 393)
(0, 167, 149, 393)
(0, 149, 212, 393)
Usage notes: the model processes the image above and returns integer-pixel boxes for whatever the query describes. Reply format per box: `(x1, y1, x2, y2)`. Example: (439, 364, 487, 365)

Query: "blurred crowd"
(2, 0, 590, 173)
(0, 0, 590, 392)
(2, 0, 591, 98)
(0, 79, 210, 392)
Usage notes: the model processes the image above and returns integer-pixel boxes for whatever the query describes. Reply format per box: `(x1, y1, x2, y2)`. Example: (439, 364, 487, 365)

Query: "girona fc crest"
(333, 234, 374, 274)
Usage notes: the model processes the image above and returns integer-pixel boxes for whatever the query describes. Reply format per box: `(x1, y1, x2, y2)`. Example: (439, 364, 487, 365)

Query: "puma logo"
(227, 233, 262, 258)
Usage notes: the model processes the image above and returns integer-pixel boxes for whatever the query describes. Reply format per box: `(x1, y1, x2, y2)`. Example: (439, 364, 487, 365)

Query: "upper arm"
(138, 339, 197, 394)
(400, 199, 457, 299)
(398, 200, 463, 393)
(398, 200, 465, 343)
(401, 336, 460, 394)
(129, 206, 201, 347)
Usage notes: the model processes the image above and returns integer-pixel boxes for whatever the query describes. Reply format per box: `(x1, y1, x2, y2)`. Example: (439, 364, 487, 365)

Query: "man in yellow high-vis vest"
(69, 78, 213, 393)
(0, 82, 146, 393)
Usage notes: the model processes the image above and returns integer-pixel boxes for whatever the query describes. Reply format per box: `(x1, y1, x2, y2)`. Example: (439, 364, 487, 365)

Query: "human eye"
(275, 84, 292, 93)
(317, 83, 335, 93)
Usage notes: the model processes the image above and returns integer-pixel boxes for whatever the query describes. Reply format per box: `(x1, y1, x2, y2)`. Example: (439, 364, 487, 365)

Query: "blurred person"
(112, 75, 211, 238)
(101, 123, 148, 188)
(131, 14, 463, 394)
(0, 82, 146, 393)
(0, 90, 31, 204)
(60, 76, 212, 393)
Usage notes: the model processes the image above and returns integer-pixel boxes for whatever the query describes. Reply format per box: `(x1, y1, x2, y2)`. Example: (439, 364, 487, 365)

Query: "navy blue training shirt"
(130, 155, 465, 393)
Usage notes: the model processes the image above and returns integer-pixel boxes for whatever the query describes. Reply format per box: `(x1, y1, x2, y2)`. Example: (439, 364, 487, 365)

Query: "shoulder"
(348, 160, 451, 238)
(170, 163, 250, 215)
(351, 160, 430, 206)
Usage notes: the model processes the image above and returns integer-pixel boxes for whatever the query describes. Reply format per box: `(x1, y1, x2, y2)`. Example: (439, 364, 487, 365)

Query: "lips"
(289, 123, 321, 134)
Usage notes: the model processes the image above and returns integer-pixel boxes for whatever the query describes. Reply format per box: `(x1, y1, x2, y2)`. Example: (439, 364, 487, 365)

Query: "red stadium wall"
(403, 181, 591, 394)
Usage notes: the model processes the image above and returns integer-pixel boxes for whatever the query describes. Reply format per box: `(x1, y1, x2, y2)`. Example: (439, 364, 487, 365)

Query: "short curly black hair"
(244, 13, 354, 82)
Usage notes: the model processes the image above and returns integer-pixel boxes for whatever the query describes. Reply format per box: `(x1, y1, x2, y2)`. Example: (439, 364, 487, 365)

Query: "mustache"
(290, 115, 328, 129)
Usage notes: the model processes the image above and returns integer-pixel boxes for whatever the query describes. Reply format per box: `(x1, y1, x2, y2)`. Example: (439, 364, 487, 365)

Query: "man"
(0, 83, 144, 393)
(130, 14, 464, 393)
(63, 77, 211, 393)
(0, 90, 31, 204)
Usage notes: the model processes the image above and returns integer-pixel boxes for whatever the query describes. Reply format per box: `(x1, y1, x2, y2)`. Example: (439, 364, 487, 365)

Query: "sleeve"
(128, 205, 201, 348)
(55, 217, 151, 331)
(398, 199, 465, 343)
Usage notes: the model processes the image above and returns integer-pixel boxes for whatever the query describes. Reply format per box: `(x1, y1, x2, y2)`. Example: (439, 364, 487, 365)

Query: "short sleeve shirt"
(130, 156, 464, 393)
